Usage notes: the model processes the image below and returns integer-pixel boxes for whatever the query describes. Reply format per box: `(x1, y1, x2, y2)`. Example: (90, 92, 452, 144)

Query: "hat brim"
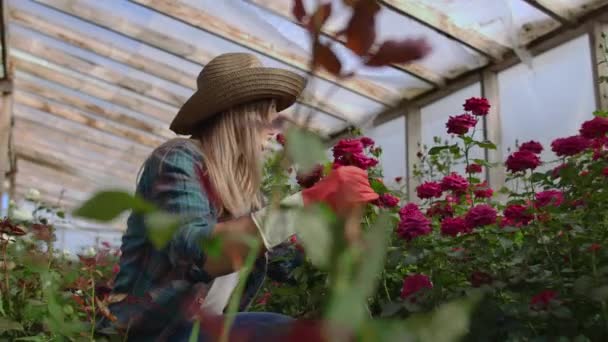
(170, 67, 306, 135)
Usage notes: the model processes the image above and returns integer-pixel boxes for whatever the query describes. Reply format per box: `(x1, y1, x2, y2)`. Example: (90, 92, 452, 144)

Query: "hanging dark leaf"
(365, 38, 431, 67)
(313, 42, 342, 75)
(292, 0, 307, 23)
(342, 0, 380, 56)
(306, 3, 332, 36)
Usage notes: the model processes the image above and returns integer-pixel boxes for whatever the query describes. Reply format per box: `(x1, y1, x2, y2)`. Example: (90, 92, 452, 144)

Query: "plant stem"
(90, 269, 96, 340)
(591, 252, 608, 333)
(2, 241, 10, 314)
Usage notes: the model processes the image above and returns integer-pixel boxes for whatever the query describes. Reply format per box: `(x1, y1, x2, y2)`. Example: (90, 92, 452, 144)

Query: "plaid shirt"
(99, 139, 291, 338)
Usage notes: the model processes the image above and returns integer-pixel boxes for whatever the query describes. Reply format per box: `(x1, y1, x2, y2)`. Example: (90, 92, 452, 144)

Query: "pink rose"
(503, 204, 533, 226)
(397, 204, 431, 242)
(466, 163, 483, 174)
(505, 150, 541, 173)
(580, 117, 608, 138)
(440, 217, 470, 237)
(359, 137, 375, 148)
(296, 164, 324, 189)
(446, 114, 478, 135)
(463, 97, 491, 116)
(519, 140, 543, 154)
(350, 153, 379, 170)
(374, 193, 400, 208)
(400, 274, 433, 300)
(535, 190, 564, 208)
(441, 173, 469, 194)
(465, 204, 497, 228)
(473, 184, 493, 199)
(551, 135, 591, 157)
(416, 181, 443, 199)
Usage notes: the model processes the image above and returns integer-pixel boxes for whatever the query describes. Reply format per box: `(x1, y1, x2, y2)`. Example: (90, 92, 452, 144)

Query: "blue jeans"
(169, 312, 294, 341)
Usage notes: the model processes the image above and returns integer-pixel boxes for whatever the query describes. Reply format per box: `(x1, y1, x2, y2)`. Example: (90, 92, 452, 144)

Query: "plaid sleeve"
(148, 141, 217, 270)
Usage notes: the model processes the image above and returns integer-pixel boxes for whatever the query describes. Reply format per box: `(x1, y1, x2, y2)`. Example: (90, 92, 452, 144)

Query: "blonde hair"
(194, 99, 276, 218)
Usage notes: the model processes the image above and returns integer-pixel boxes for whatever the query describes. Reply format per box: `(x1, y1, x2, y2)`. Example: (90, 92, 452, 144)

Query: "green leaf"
(593, 110, 608, 117)
(145, 212, 181, 250)
(285, 128, 327, 172)
(370, 178, 389, 194)
(0, 317, 24, 334)
(530, 172, 547, 183)
(189, 320, 200, 342)
(449, 144, 461, 155)
(461, 136, 474, 145)
(428, 145, 450, 156)
(295, 205, 334, 268)
(74, 190, 156, 221)
(201, 236, 223, 259)
(476, 141, 497, 150)
(56, 211, 65, 219)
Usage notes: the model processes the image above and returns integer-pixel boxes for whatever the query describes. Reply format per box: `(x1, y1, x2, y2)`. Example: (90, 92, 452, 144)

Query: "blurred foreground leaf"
(296, 205, 335, 268)
(145, 212, 181, 250)
(0, 317, 23, 334)
(285, 128, 327, 172)
(74, 190, 155, 221)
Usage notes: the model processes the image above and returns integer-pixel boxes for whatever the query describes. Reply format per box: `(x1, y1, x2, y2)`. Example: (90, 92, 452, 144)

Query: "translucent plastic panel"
(54, 227, 122, 253)
(498, 34, 596, 168)
(281, 107, 347, 134)
(421, 83, 485, 178)
(417, 0, 558, 48)
(364, 116, 407, 189)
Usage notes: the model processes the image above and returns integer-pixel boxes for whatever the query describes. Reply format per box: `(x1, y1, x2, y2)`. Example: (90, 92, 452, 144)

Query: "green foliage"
(74, 190, 155, 221)
(285, 127, 327, 172)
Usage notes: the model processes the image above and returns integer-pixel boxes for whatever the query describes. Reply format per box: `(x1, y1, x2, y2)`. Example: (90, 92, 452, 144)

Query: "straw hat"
(170, 53, 307, 135)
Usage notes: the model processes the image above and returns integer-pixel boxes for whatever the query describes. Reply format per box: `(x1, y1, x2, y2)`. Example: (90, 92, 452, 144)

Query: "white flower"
(26, 189, 41, 201)
(84, 247, 96, 257)
(9, 208, 33, 222)
(1, 234, 16, 244)
(75, 290, 83, 296)
(62, 249, 72, 258)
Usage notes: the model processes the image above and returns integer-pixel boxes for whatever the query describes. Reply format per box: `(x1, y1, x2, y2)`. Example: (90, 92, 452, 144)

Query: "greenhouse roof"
(3, 0, 608, 221)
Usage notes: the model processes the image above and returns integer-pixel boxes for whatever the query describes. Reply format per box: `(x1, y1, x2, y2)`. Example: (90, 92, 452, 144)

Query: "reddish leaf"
(306, 3, 332, 36)
(0, 217, 26, 236)
(313, 42, 342, 75)
(342, 0, 381, 56)
(293, 0, 307, 23)
(342, 0, 357, 7)
(365, 38, 431, 67)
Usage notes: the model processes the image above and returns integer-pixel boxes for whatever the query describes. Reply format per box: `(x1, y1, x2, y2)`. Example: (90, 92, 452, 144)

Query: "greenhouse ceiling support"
(588, 20, 608, 110)
(522, 0, 577, 26)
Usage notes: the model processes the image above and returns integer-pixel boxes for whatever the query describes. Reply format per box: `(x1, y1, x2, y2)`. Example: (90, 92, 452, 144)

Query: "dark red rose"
(580, 117, 608, 138)
(470, 271, 493, 287)
(474, 186, 493, 199)
(589, 243, 601, 252)
(350, 153, 379, 170)
(519, 140, 543, 154)
(466, 163, 483, 174)
(603, 167, 608, 177)
(580, 170, 590, 177)
(112, 264, 120, 274)
(359, 136, 375, 148)
(551, 163, 568, 179)
(394, 176, 403, 183)
(440, 217, 469, 237)
(289, 235, 304, 253)
(276, 133, 286, 146)
(465, 204, 497, 228)
(256, 292, 272, 306)
(333, 139, 364, 156)
(426, 202, 454, 219)
(400, 274, 433, 300)
(416, 151, 423, 158)
(503, 204, 533, 226)
(416, 181, 443, 199)
(397, 204, 431, 242)
(551, 135, 591, 157)
(535, 190, 564, 208)
(505, 150, 541, 173)
(441, 173, 469, 194)
(530, 290, 558, 310)
(0, 218, 26, 236)
(446, 114, 478, 135)
(296, 164, 324, 188)
(463, 97, 491, 116)
(374, 193, 400, 208)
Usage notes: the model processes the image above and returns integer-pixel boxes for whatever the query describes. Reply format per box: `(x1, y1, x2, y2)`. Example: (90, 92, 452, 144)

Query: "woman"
(98, 53, 378, 341)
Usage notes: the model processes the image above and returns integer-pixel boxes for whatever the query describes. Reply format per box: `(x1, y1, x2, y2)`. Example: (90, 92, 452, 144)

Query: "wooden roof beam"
(245, 0, 445, 87)
(130, 0, 397, 105)
(28, 0, 365, 122)
(521, 0, 576, 26)
(380, 0, 512, 61)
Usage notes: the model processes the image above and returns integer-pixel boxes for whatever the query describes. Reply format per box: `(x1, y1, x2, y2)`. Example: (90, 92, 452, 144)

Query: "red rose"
(397, 204, 431, 242)
(503, 204, 533, 226)
(463, 97, 491, 116)
(441, 173, 469, 194)
(474, 186, 493, 199)
(374, 193, 400, 208)
(519, 140, 543, 154)
(580, 170, 590, 177)
(505, 150, 541, 173)
(580, 117, 608, 138)
(535, 190, 564, 208)
(552, 163, 568, 179)
(276, 133, 286, 146)
(530, 290, 558, 310)
(446, 114, 478, 135)
(603, 167, 608, 177)
(360, 136, 375, 148)
(112, 264, 120, 274)
(416, 181, 443, 199)
(395, 176, 403, 183)
(440, 217, 469, 237)
(416, 152, 423, 158)
(466, 163, 483, 174)
(350, 153, 379, 170)
(333, 139, 364, 156)
(470, 271, 493, 288)
(256, 292, 272, 305)
(589, 243, 601, 252)
(465, 204, 497, 228)
(296, 164, 324, 188)
(427, 202, 454, 219)
(400, 274, 433, 300)
(551, 135, 591, 157)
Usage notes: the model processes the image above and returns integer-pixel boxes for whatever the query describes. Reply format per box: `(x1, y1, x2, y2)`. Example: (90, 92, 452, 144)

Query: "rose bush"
(254, 97, 608, 341)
